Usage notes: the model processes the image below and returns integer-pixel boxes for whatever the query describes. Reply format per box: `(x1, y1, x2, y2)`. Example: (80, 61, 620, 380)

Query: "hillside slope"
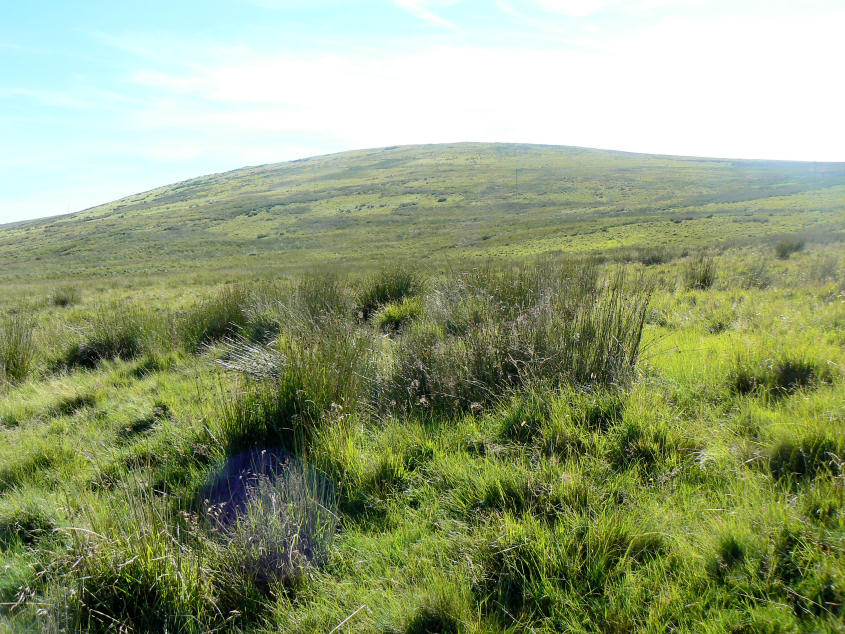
(2, 143, 844, 282)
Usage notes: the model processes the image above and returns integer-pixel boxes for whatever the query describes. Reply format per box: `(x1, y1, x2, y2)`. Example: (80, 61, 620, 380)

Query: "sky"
(1, 0, 844, 224)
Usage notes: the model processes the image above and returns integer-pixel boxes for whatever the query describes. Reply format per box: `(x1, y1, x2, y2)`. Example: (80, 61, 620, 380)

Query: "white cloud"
(120, 4, 845, 162)
(531, 0, 612, 17)
(394, 0, 459, 27)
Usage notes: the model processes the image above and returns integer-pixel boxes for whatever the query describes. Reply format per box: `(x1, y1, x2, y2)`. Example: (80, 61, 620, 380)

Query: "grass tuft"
(769, 434, 842, 483)
(0, 313, 36, 383)
(49, 286, 80, 307)
(0, 498, 56, 548)
(683, 254, 717, 289)
(356, 268, 419, 320)
(179, 285, 252, 351)
(404, 604, 460, 634)
(212, 461, 338, 614)
(376, 297, 423, 333)
(774, 236, 805, 259)
(61, 306, 154, 369)
(729, 353, 828, 397)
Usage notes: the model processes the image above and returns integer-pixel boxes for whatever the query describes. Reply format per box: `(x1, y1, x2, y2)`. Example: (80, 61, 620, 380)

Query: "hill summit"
(1, 143, 843, 282)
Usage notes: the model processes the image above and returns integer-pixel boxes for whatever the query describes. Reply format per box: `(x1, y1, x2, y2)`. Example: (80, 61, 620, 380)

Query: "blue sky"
(2, 0, 843, 223)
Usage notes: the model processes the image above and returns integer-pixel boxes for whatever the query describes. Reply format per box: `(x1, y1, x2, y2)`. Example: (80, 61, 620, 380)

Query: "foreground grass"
(0, 246, 842, 632)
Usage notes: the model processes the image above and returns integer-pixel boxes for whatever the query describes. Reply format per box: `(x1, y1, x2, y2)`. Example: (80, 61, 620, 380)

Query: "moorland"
(0, 143, 843, 632)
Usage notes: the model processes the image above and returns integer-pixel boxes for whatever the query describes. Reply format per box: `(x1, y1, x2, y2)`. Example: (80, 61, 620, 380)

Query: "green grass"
(0, 315, 35, 383)
(0, 143, 843, 632)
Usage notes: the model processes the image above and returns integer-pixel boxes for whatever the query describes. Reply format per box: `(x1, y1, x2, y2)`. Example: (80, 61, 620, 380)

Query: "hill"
(0, 144, 843, 631)
(2, 143, 844, 283)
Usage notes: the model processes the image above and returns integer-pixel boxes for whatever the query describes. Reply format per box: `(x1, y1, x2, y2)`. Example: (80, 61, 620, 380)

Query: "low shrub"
(0, 313, 36, 383)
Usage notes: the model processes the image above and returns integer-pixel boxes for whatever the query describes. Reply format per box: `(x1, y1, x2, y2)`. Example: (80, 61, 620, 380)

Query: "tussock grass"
(356, 269, 420, 320)
(376, 268, 649, 415)
(683, 253, 717, 289)
(42, 456, 336, 631)
(475, 512, 664, 626)
(179, 285, 253, 351)
(739, 259, 772, 289)
(60, 305, 157, 369)
(375, 297, 423, 333)
(292, 273, 350, 321)
(774, 236, 805, 259)
(211, 463, 338, 614)
(769, 433, 842, 483)
(729, 352, 831, 397)
(0, 497, 56, 548)
(46, 505, 217, 632)
(0, 314, 36, 383)
(49, 286, 80, 307)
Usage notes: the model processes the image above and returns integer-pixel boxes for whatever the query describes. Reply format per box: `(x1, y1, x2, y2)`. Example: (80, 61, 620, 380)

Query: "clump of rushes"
(0, 313, 36, 383)
(292, 272, 350, 321)
(769, 433, 842, 483)
(774, 236, 805, 260)
(683, 254, 716, 289)
(61, 305, 154, 369)
(212, 463, 338, 615)
(179, 285, 252, 352)
(217, 317, 373, 452)
(356, 268, 419, 320)
(376, 268, 649, 415)
(375, 297, 423, 333)
(50, 286, 80, 307)
(729, 352, 830, 397)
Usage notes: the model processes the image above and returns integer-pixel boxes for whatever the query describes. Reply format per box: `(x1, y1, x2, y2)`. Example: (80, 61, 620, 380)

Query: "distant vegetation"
(0, 144, 843, 632)
(1, 143, 843, 291)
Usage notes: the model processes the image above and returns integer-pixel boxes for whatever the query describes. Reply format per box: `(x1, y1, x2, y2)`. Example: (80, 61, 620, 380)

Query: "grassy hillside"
(0, 144, 843, 632)
(2, 143, 844, 286)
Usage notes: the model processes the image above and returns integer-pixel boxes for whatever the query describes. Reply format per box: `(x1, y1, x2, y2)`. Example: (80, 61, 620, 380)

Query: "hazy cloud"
(393, 0, 460, 27)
